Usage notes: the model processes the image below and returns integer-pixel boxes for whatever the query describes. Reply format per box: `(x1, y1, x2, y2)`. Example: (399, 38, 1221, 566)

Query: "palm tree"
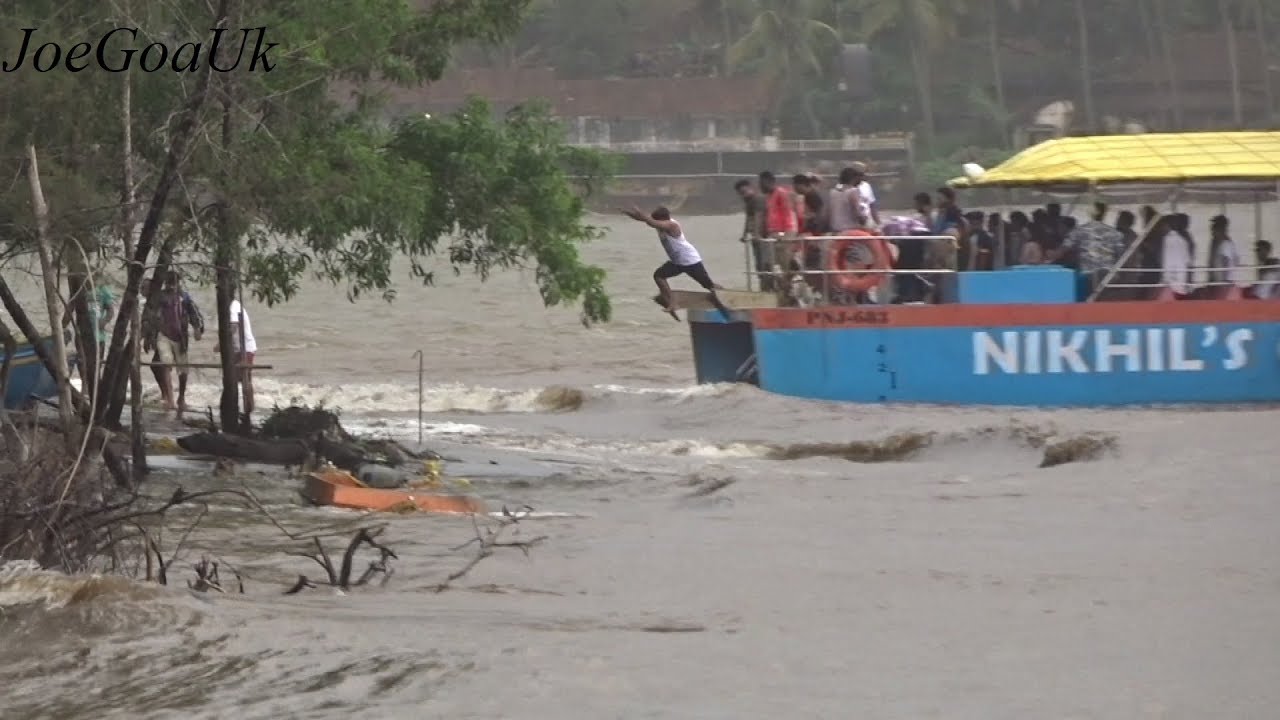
(983, 0, 1034, 147)
(1220, 0, 1243, 127)
(854, 0, 962, 152)
(692, 0, 744, 77)
(1252, 0, 1276, 121)
(1073, 0, 1096, 131)
(728, 0, 842, 123)
(1152, 0, 1184, 129)
(987, 0, 1010, 146)
(1135, 0, 1170, 128)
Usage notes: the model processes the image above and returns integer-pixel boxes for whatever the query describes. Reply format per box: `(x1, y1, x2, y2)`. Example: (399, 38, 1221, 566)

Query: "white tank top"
(660, 224, 702, 266)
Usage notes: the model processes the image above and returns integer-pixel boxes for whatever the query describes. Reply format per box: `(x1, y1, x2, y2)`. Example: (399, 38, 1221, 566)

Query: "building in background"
(333, 68, 915, 212)
(341, 67, 774, 150)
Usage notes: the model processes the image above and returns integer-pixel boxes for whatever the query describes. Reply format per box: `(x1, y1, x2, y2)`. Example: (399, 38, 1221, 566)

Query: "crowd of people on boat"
(732, 166, 1280, 306)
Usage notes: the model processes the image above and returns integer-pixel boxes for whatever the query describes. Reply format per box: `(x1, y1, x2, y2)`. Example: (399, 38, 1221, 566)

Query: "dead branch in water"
(434, 505, 547, 593)
(188, 557, 243, 593)
(3, 410, 546, 596)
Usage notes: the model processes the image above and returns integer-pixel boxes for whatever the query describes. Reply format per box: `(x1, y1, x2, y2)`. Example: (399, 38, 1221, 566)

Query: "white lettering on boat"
(972, 327, 1253, 375)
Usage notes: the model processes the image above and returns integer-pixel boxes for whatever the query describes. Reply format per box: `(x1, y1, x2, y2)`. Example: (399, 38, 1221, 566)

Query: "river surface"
(2, 207, 1280, 719)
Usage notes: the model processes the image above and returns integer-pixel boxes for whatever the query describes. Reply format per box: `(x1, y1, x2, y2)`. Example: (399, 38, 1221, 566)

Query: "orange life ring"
(827, 229, 895, 292)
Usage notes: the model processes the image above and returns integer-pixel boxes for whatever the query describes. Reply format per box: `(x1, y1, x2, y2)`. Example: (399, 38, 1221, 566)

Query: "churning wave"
(175, 379, 743, 416)
(0, 561, 169, 610)
(435, 424, 1119, 469)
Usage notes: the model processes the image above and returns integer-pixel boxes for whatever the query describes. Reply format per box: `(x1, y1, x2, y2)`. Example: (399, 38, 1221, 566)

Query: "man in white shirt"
(216, 297, 258, 420)
(1161, 226, 1192, 298)
(849, 162, 880, 228)
(622, 206, 730, 321)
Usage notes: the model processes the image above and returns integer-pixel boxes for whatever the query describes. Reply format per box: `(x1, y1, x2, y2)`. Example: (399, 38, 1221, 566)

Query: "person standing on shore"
(137, 274, 167, 394)
(734, 179, 770, 290)
(89, 282, 116, 358)
(622, 206, 729, 322)
(142, 270, 204, 418)
(63, 274, 117, 384)
(216, 297, 258, 426)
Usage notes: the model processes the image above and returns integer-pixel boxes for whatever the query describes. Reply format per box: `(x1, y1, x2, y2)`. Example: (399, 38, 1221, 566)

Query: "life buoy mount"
(827, 229, 895, 293)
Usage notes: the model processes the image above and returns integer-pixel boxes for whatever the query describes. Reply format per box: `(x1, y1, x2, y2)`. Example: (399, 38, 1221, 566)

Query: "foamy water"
(3, 209, 1280, 719)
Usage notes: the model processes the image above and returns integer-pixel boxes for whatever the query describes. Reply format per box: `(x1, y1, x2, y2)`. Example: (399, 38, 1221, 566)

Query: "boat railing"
(1089, 264, 1280, 290)
(744, 234, 1280, 305)
(746, 234, 958, 304)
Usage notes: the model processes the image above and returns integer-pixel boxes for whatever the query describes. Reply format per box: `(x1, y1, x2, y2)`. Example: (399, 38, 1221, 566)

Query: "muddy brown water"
(2, 209, 1280, 719)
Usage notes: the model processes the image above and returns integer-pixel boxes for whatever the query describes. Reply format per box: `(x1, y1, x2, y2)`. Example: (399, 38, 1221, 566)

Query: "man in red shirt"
(759, 171, 798, 236)
(759, 171, 798, 294)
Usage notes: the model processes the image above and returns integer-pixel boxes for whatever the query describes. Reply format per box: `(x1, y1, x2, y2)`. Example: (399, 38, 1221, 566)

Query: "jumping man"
(621, 206, 730, 321)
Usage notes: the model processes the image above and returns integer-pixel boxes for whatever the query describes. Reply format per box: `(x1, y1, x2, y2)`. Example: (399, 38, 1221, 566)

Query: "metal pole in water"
(412, 349, 423, 447)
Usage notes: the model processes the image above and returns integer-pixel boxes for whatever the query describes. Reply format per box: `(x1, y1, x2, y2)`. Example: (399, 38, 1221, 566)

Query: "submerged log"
(177, 432, 310, 465)
(315, 436, 365, 471)
(175, 406, 444, 470)
(173, 431, 435, 472)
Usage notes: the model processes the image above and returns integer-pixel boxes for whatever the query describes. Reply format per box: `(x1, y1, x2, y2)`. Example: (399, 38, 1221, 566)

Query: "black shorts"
(655, 261, 715, 290)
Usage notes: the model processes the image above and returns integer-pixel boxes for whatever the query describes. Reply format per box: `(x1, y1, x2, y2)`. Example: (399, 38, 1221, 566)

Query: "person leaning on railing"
(759, 170, 800, 299)
(882, 215, 931, 303)
(925, 205, 962, 275)
(734, 178, 771, 291)
(794, 174, 830, 301)
(1206, 215, 1246, 297)
(1250, 241, 1280, 300)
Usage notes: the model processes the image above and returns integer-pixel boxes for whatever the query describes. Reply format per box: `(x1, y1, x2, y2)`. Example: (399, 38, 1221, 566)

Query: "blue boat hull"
(1, 339, 61, 410)
(688, 300, 1280, 408)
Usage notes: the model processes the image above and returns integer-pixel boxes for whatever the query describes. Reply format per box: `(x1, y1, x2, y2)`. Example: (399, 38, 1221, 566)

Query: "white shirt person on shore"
(214, 298, 259, 423)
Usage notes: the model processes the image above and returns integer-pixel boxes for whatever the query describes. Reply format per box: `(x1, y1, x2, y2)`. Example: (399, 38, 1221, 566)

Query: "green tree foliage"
(472, 0, 1280, 145)
(237, 99, 614, 321)
(728, 0, 841, 83)
(0, 0, 615, 434)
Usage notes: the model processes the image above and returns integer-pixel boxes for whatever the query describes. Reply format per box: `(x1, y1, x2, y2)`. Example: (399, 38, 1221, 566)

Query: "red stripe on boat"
(750, 301, 1280, 330)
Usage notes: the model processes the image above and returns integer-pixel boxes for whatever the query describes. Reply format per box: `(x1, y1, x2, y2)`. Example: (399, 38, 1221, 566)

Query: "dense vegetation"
(0, 0, 613, 440)
(468, 0, 1279, 154)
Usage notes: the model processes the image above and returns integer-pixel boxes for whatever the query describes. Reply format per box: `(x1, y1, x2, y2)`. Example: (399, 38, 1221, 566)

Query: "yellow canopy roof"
(949, 131, 1280, 194)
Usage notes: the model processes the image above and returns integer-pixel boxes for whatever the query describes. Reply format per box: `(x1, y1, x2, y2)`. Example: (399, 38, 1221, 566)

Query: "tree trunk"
(1253, 0, 1274, 122)
(120, 57, 147, 479)
(214, 182, 241, 435)
(176, 432, 310, 465)
(909, 33, 935, 153)
(1074, 0, 1095, 132)
(1135, 0, 1167, 127)
(719, 0, 733, 76)
(0, 278, 62, 389)
(1153, 0, 1183, 129)
(1220, 0, 1243, 127)
(215, 16, 243, 436)
(988, 0, 1009, 147)
(65, 242, 98, 403)
(26, 144, 76, 438)
(98, 0, 230, 428)
(0, 318, 15, 409)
